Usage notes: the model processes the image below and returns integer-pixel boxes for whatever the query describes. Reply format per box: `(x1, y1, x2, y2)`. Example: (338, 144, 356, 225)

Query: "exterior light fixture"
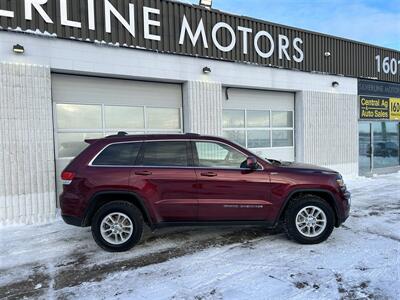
(199, 0, 212, 8)
(13, 44, 24, 54)
(324, 51, 331, 57)
(332, 81, 339, 88)
(203, 66, 211, 74)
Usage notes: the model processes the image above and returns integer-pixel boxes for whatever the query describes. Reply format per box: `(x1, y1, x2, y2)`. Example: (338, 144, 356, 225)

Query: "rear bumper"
(62, 214, 84, 227)
(60, 189, 86, 227)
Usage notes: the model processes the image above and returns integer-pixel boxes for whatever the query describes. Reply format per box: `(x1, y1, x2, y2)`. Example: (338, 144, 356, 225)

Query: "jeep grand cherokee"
(60, 133, 350, 252)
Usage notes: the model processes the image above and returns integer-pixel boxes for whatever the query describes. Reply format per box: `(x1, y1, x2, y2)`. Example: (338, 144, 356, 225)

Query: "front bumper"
(340, 191, 351, 223)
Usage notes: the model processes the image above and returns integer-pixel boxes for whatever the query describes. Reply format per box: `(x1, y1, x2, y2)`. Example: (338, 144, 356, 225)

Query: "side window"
(195, 142, 247, 169)
(92, 143, 141, 166)
(141, 142, 188, 167)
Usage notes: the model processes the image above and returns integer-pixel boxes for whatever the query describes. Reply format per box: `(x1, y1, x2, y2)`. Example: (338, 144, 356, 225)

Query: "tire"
(91, 201, 144, 252)
(284, 195, 335, 244)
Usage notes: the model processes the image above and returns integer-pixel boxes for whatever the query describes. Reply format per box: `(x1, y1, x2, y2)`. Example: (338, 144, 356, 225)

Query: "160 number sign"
(375, 55, 400, 75)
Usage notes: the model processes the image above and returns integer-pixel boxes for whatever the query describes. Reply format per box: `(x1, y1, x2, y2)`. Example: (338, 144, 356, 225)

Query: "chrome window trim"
(88, 138, 265, 171)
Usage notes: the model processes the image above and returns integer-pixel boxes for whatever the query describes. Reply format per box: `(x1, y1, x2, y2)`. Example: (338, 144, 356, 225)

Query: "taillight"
(61, 171, 75, 185)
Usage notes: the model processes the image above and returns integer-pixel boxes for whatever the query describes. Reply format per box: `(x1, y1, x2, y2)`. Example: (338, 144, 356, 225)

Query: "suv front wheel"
(284, 195, 335, 244)
(91, 201, 144, 252)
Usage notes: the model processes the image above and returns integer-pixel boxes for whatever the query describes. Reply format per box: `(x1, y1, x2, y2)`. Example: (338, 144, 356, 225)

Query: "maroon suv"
(60, 133, 350, 252)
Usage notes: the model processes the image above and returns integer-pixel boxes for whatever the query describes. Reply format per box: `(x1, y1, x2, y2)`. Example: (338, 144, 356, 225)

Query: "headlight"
(336, 178, 345, 187)
(336, 175, 346, 190)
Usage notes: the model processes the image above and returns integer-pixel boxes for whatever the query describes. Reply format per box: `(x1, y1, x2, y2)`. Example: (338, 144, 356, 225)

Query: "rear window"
(92, 143, 141, 166)
(141, 141, 188, 167)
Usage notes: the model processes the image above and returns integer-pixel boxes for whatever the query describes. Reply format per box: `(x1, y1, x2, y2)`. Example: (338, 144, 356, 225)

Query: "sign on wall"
(390, 98, 400, 120)
(1, 0, 400, 83)
(359, 79, 400, 120)
(359, 96, 390, 120)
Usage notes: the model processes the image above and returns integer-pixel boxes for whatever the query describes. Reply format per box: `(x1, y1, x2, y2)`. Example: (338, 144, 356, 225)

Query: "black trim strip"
(155, 220, 275, 228)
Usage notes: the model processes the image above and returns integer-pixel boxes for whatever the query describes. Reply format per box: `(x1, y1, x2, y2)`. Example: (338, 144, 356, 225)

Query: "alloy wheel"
(295, 206, 327, 238)
(100, 212, 134, 245)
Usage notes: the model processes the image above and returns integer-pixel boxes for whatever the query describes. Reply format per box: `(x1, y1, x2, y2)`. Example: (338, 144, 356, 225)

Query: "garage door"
(222, 88, 295, 162)
(52, 74, 182, 195)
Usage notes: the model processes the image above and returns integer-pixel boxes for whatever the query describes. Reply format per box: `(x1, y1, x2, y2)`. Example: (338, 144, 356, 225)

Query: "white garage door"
(222, 88, 295, 162)
(52, 74, 182, 195)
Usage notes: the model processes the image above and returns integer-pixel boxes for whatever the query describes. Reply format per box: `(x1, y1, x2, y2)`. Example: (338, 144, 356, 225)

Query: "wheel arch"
(82, 191, 154, 228)
(277, 189, 340, 227)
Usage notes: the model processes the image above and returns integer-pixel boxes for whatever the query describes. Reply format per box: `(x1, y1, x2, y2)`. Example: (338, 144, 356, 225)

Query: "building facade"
(0, 0, 399, 224)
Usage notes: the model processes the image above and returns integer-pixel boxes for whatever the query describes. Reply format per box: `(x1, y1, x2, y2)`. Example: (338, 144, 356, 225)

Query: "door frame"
(359, 121, 400, 175)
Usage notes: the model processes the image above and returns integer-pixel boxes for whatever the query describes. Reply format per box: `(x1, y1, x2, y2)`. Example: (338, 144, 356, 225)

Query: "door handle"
(200, 172, 218, 177)
(134, 171, 153, 176)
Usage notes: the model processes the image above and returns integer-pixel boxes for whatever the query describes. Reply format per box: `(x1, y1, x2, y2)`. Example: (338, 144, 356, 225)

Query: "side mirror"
(246, 156, 258, 170)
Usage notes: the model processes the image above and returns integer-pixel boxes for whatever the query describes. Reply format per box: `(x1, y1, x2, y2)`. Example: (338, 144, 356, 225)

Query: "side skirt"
(153, 220, 276, 230)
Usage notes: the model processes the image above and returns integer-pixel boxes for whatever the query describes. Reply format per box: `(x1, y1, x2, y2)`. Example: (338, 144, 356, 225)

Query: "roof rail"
(106, 131, 128, 138)
(184, 133, 201, 136)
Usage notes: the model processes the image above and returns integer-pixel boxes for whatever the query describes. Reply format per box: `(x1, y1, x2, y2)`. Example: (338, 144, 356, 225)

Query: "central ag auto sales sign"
(1, 0, 400, 83)
(359, 79, 400, 120)
(359, 97, 400, 120)
(359, 96, 390, 120)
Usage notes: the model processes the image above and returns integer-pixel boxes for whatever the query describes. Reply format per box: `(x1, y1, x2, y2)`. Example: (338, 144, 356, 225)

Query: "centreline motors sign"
(1, 0, 400, 83)
(0, 0, 303, 62)
(359, 79, 400, 120)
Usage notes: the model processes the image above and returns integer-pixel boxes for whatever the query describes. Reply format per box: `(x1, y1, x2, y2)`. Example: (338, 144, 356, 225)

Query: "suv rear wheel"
(284, 195, 334, 244)
(91, 201, 144, 252)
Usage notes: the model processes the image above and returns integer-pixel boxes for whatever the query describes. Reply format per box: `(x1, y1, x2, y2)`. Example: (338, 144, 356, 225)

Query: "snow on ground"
(0, 173, 399, 300)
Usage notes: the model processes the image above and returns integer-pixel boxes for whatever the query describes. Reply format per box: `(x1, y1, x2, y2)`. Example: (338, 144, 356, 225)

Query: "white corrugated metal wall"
(296, 91, 358, 176)
(0, 62, 56, 225)
(183, 81, 223, 136)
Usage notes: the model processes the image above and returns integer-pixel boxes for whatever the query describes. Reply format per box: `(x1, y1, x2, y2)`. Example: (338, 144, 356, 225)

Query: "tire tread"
(91, 201, 144, 252)
(284, 194, 334, 244)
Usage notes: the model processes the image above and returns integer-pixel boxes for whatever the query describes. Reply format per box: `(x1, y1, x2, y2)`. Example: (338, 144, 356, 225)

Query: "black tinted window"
(141, 142, 188, 167)
(92, 143, 141, 166)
